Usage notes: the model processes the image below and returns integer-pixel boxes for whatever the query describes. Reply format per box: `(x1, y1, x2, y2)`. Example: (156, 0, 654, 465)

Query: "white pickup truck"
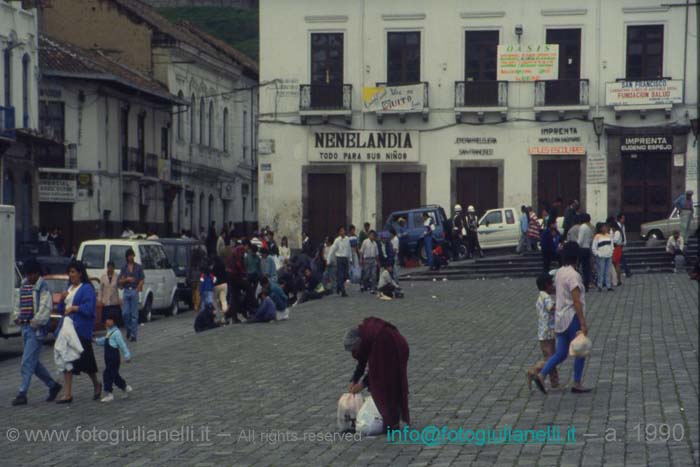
(477, 207, 564, 250)
(0, 205, 21, 338)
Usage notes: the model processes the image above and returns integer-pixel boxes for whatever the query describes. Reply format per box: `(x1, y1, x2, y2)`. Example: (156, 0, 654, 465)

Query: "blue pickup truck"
(381, 205, 449, 261)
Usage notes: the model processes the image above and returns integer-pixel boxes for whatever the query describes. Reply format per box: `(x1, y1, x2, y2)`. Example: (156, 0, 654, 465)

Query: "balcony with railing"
(144, 153, 159, 179)
(299, 84, 353, 124)
(0, 105, 16, 139)
(122, 147, 144, 175)
(454, 81, 508, 122)
(373, 82, 430, 123)
(534, 79, 590, 119)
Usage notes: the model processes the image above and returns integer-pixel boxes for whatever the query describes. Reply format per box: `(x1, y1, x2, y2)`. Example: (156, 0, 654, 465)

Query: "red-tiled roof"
(111, 0, 258, 78)
(39, 35, 183, 104)
(176, 20, 258, 78)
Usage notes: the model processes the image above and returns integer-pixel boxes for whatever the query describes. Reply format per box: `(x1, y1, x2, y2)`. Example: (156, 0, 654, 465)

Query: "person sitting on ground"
(344, 317, 410, 431)
(298, 266, 323, 304)
(194, 301, 219, 333)
(666, 230, 685, 261)
(251, 288, 277, 323)
(261, 276, 289, 321)
(527, 273, 559, 391)
(377, 262, 403, 300)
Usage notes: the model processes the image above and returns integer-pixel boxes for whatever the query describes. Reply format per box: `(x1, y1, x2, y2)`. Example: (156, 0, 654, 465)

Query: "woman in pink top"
(534, 242, 592, 395)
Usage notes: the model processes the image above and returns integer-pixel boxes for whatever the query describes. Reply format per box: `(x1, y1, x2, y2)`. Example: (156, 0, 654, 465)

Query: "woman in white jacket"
(592, 223, 614, 291)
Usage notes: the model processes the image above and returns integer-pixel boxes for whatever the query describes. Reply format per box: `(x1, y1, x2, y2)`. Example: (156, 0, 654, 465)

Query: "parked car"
(77, 239, 179, 322)
(16, 241, 69, 275)
(382, 205, 448, 261)
(44, 274, 105, 334)
(158, 238, 207, 311)
(640, 204, 699, 240)
(477, 208, 564, 250)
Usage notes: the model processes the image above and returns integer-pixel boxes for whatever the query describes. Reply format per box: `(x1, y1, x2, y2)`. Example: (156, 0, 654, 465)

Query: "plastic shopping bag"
(350, 265, 362, 284)
(337, 392, 364, 432)
(355, 395, 384, 436)
(569, 331, 592, 358)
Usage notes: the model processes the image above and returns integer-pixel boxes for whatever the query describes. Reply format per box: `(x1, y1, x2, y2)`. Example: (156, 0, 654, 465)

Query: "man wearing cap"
(451, 204, 465, 261)
(674, 190, 694, 245)
(118, 248, 144, 342)
(12, 259, 62, 405)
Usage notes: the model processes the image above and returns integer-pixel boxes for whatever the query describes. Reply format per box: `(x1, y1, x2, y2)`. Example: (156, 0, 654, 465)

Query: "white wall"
(0, 2, 39, 130)
(259, 0, 698, 245)
(157, 45, 258, 234)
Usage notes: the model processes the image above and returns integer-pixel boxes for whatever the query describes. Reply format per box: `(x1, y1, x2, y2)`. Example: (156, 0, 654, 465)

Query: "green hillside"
(157, 7, 259, 61)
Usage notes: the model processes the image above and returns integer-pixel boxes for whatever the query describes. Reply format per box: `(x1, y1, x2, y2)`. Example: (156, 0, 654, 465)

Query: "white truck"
(0, 205, 21, 337)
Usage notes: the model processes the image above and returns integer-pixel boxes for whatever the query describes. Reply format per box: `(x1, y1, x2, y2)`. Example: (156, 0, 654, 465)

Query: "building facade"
(41, 0, 259, 238)
(258, 0, 698, 246)
(0, 1, 42, 242)
(38, 36, 182, 249)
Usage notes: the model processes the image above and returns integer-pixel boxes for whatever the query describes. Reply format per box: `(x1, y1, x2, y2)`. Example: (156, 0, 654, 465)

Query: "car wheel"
(457, 243, 468, 261)
(648, 229, 664, 240)
(139, 295, 153, 323)
(417, 242, 427, 263)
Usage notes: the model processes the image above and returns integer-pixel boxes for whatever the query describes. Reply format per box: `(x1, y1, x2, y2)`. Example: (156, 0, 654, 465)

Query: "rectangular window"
(3, 49, 10, 107)
(465, 31, 499, 81)
(38, 101, 65, 141)
(387, 31, 421, 84)
(626, 25, 663, 80)
(310, 33, 344, 108)
(546, 28, 581, 80)
(80, 245, 105, 270)
(243, 110, 247, 162)
(137, 112, 145, 159)
(161, 127, 169, 159)
(120, 107, 129, 171)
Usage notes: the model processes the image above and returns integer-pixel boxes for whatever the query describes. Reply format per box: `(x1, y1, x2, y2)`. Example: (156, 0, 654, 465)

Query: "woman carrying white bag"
(534, 242, 594, 395)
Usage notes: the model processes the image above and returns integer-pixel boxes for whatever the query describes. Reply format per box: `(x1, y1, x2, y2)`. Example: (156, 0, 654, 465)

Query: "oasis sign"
(308, 131, 419, 163)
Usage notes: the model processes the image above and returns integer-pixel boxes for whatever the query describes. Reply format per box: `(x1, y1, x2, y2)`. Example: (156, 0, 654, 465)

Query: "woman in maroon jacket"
(345, 317, 410, 430)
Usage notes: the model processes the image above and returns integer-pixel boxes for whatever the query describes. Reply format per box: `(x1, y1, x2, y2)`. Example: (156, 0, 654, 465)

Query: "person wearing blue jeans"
(118, 248, 144, 342)
(534, 242, 592, 395)
(12, 259, 62, 406)
(592, 223, 614, 291)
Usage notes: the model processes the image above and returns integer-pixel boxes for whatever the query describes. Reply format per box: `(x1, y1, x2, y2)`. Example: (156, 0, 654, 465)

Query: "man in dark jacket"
(562, 200, 579, 238)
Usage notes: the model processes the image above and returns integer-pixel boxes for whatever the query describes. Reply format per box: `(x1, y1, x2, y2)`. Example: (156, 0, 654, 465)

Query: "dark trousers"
(579, 248, 592, 289)
(246, 274, 259, 313)
(227, 276, 249, 320)
(451, 235, 463, 260)
(336, 257, 349, 293)
(543, 251, 558, 272)
(103, 345, 126, 393)
(466, 231, 481, 257)
(379, 284, 397, 297)
(619, 250, 631, 275)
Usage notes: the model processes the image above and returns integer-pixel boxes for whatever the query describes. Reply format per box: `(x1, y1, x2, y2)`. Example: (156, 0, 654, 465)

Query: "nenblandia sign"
(620, 136, 673, 153)
(363, 84, 424, 112)
(309, 131, 419, 163)
(605, 80, 683, 106)
(497, 44, 559, 81)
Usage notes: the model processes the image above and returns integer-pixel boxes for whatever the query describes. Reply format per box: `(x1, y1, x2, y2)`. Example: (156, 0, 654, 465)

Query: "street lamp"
(690, 118, 698, 147)
(592, 116, 604, 150)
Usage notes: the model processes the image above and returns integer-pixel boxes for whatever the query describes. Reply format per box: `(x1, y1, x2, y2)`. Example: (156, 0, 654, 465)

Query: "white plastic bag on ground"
(337, 392, 364, 432)
(569, 331, 592, 358)
(356, 395, 384, 436)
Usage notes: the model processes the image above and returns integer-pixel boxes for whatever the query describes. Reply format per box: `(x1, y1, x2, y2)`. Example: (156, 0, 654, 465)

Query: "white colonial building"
(258, 0, 698, 246)
(0, 0, 41, 241)
(41, 0, 259, 242)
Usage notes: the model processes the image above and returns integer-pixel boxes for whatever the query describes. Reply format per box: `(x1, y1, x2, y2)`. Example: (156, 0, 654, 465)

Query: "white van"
(77, 239, 178, 322)
(0, 205, 20, 338)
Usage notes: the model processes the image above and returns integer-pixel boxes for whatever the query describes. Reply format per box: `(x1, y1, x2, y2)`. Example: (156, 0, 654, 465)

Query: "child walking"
(527, 273, 559, 390)
(95, 317, 132, 402)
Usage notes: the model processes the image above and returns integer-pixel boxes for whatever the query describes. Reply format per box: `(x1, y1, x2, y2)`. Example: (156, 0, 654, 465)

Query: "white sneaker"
(101, 392, 114, 403)
(379, 294, 392, 301)
(124, 385, 133, 394)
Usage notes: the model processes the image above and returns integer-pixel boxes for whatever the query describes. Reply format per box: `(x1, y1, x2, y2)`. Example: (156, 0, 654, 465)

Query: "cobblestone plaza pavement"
(0, 274, 698, 466)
